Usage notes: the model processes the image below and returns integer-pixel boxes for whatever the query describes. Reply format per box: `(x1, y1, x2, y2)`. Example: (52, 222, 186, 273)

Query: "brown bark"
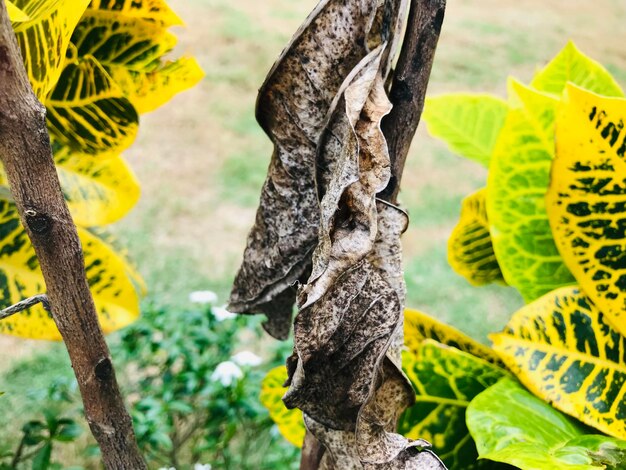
(380, 0, 447, 204)
(0, 4, 146, 469)
(300, 431, 325, 470)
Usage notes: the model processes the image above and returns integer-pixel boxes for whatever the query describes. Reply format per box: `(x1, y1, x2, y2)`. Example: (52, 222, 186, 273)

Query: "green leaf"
(399, 341, 507, 469)
(53, 420, 82, 442)
(423, 94, 508, 166)
(491, 286, 626, 440)
(404, 308, 502, 365)
(546, 85, 626, 336)
(32, 442, 52, 470)
(467, 378, 626, 470)
(11, 0, 89, 98)
(259, 366, 305, 448)
(487, 84, 575, 302)
(448, 188, 505, 287)
(0, 201, 142, 340)
(87, 0, 183, 26)
(46, 56, 139, 155)
(531, 41, 624, 98)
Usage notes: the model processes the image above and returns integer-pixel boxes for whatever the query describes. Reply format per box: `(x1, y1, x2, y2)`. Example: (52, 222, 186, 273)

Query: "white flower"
(189, 290, 218, 304)
(194, 464, 212, 470)
(212, 305, 237, 321)
(232, 351, 262, 367)
(211, 361, 243, 386)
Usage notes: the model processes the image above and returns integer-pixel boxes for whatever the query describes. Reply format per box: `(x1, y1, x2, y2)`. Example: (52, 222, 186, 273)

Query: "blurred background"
(1, 0, 625, 467)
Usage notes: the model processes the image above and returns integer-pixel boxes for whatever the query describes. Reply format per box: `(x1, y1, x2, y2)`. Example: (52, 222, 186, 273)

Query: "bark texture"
(0, 4, 146, 469)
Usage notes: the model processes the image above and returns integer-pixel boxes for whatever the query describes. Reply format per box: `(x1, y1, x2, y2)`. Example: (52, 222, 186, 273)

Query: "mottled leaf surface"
(547, 85, 626, 335)
(87, 0, 183, 26)
(399, 341, 507, 469)
(6, 0, 28, 21)
(46, 56, 139, 155)
(0, 201, 142, 340)
(448, 188, 504, 287)
(487, 83, 575, 302)
(228, 0, 398, 338)
(423, 94, 508, 167)
(259, 366, 305, 448)
(467, 378, 626, 470)
(531, 41, 624, 98)
(491, 286, 626, 439)
(404, 308, 502, 365)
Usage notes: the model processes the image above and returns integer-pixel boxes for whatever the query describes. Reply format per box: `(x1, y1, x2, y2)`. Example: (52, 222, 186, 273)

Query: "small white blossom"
(189, 290, 218, 304)
(212, 305, 237, 321)
(194, 464, 212, 470)
(232, 351, 262, 367)
(211, 361, 243, 386)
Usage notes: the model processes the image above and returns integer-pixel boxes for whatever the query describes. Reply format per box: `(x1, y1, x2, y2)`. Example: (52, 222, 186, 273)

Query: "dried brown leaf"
(228, 0, 399, 339)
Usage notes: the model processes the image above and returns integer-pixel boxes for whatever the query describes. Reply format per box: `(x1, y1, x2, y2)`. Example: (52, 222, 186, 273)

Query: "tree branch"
(0, 4, 146, 469)
(380, 0, 447, 204)
(0, 294, 49, 321)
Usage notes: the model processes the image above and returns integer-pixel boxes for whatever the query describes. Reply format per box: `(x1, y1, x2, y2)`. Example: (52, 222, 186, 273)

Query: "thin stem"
(0, 294, 49, 321)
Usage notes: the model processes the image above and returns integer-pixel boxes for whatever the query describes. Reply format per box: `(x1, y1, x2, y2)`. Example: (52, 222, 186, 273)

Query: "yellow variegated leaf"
(404, 309, 502, 365)
(259, 366, 305, 448)
(0, 202, 142, 340)
(491, 286, 626, 439)
(12, 0, 89, 98)
(448, 188, 504, 286)
(487, 85, 575, 302)
(531, 41, 624, 98)
(46, 56, 139, 155)
(6, 0, 28, 22)
(108, 58, 204, 114)
(71, 14, 177, 73)
(507, 78, 559, 147)
(55, 148, 140, 227)
(547, 85, 626, 335)
(87, 0, 183, 26)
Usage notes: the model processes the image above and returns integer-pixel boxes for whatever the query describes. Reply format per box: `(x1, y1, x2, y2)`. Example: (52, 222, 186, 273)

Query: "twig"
(0, 294, 50, 321)
(0, 3, 146, 469)
(380, 0, 447, 204)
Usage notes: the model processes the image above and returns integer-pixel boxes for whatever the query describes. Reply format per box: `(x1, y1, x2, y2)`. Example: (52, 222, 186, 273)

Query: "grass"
(1, 0, 625, 465)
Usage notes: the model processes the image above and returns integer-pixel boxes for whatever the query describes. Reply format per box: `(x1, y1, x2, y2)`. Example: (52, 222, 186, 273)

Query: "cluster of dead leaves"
(229, 1, 445, 468)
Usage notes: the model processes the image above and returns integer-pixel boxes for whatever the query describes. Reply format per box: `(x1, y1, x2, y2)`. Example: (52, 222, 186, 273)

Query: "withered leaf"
(228, 0, 399, 338)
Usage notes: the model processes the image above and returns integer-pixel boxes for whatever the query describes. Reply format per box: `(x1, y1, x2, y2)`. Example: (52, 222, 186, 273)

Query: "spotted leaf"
(547, 85, 626, 335)
(491, 286, 626, 439)
(404, 308, 502, 365)
(399, 341, 507, 469)
(423, 94, 508, 167)
(487, 82, 575, 302)
(531, 41, 624, 98)
(108, 57, 203, 114)
(6, 1, 28, 22)
(448, 188, 504, 287)
(86, 0, 183, 27)
(46, 56, 139, 155)
(11, 0, 89, 98)
(468, 378, 626, 470)
(0, 202, 142, 340)
(259, 366, 305, 448)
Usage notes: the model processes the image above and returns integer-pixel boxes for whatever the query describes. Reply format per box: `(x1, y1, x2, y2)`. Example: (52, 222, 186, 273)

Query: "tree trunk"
(0, 4, 146, 469)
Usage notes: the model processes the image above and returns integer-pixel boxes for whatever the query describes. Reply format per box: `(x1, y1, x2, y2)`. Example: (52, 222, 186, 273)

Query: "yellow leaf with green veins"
(399, 341, 507, 469)
(55, 148, 140, 227)
(108, 57, 204, 114)
(404, 308, 502, 365)
(71, 14, 177, 73)
(491, 286, 626, 439)
(487, 86, 575, 303)
(260, 366, 305, 448)
(11, 0, 89, 98)
(0, 201, 142, 340)
(507, 78, 559, 147)
(6, 0, 28, 22)
(547, 85, 626, 335)
(423, 94, 508, 167)
(46, 56, 139, 155)
(87, 0, 183, 26)
(448, 188, 504, 287)
(531, 41, 624, 98)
